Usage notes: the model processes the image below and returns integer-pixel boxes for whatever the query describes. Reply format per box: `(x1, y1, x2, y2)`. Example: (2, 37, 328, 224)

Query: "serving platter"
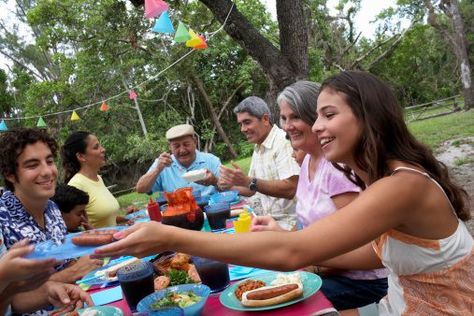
(26, 226, 126, 261)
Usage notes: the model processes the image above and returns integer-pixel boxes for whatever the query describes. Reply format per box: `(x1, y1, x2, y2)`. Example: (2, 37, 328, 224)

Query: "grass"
(408, 110, 474, 150)
(117, 110, 474, 207)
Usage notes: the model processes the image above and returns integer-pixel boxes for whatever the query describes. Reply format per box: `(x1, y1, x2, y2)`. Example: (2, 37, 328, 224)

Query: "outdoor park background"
(0, 1, 473, 233)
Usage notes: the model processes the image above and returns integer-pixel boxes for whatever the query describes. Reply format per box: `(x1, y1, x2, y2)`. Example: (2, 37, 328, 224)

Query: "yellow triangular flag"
(186, 29, 202, 47)
(70, 111, 80, 121)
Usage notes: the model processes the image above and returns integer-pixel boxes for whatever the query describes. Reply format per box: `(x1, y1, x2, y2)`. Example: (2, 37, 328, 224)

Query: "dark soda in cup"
(192, 256, 230, 293)
(204, 202, 230, 231)
(117, 260, 155, 312)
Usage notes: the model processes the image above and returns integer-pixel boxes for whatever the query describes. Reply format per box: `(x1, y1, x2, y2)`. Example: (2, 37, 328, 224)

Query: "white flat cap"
(166, 124, 195, 140)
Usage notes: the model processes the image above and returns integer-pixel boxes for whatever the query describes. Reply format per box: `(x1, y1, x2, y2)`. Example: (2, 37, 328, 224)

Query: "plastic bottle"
(147, 198, 161, 222)
(233, 209, 251, 233)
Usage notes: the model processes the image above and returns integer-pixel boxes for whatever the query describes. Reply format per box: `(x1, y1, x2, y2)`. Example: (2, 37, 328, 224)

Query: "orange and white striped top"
(373, 167, 473, 315)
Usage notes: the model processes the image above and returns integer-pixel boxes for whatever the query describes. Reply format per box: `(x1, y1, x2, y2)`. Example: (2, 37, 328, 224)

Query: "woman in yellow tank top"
(61, 131, 128, 228)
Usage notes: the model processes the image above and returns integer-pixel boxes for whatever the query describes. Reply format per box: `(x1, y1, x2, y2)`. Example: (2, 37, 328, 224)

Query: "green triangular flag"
(36, 117, 47, 128)
(174, 21, 191, 43)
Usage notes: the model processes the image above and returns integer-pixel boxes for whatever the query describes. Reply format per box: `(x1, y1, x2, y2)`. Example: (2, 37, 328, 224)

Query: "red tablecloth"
(90, 285, 333, 316)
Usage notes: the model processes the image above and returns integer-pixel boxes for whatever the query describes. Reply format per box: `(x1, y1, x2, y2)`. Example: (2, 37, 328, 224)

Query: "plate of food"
(26, 227, 126, 261)
(219, 271, 322, 311)
(64, 306, 123, 316)
(151, 252, 201, 291)
(181, 169, 207, 182)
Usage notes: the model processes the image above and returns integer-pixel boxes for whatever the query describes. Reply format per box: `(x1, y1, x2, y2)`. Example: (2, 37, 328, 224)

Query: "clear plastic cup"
(204, 202, 230, 231)
(117, 260, 155, 312)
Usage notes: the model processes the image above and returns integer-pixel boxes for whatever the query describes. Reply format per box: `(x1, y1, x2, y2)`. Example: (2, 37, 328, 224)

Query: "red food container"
(147, 198, 162, 222)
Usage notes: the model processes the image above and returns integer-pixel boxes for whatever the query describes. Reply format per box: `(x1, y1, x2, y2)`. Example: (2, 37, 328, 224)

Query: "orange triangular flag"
(70, 111, 80, 121)
(194, 35, 207, 49)
(100, 102, 109, 112)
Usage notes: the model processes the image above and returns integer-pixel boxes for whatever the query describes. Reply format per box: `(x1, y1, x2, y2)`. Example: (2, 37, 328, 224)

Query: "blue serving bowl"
(137, 284, 210, 316)
(209, 190, 238, 205)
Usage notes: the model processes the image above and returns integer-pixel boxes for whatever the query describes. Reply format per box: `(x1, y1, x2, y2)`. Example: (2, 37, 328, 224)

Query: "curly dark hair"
(0, 128, 58, 191)
(320, 71, 470, 221)
(52, 184, 89, 213)
(61, 131, 91, 183)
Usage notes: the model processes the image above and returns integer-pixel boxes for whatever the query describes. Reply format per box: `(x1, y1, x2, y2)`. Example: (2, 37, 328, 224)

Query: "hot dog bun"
(241, 283, 303, 307)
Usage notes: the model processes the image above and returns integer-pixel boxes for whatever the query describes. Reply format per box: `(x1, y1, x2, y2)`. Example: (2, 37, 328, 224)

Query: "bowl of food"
(137, 283, 211, 316)
(182, 169, 207, 183)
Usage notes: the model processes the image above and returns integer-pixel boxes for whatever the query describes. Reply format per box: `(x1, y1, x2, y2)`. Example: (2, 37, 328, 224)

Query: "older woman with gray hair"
(251, 80, 389, 310)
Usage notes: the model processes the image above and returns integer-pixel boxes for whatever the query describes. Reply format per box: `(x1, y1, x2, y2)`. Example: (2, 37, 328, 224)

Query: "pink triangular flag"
(145, 0, 169, 19)
(128, 90, 138, 100)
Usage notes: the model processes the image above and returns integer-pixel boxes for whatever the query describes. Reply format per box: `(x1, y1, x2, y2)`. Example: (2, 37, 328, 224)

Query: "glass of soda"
(204, 202, 230, 231)
(192, 256, 230, 293)
(117, 260, 155, 312)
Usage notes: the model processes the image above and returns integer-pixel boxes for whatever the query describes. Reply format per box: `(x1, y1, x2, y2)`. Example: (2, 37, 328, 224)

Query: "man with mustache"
(136, 124, 221, 196)
(219, 97, 300, 230)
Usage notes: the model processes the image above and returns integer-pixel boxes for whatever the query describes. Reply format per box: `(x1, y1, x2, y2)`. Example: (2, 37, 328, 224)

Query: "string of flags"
(0, 0, 235, 132)
(147, 0, 207, 49)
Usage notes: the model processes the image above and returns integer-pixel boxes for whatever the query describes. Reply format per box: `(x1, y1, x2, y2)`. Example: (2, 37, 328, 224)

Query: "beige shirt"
(248, 125, 300, 230)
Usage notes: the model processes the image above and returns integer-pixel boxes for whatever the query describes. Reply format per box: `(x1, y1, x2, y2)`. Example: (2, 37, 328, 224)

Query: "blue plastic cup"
(204, 202, 230, 231)
(117, 260, 154, 312)
(139, 307, 184, 316)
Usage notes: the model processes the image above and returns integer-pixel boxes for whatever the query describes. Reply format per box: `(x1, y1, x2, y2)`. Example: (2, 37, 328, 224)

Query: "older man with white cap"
(136, 124, 221, 196)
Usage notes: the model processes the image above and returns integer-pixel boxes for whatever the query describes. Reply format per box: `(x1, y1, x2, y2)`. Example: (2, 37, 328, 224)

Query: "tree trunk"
(198, 0, 308, 117)
(424, 0, 474, 110)
(189, 73, 238, 159)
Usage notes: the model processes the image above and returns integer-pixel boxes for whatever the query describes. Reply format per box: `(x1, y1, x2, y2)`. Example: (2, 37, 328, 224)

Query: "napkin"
(91, 286, 123, 305)
(229, 265, 274, 281)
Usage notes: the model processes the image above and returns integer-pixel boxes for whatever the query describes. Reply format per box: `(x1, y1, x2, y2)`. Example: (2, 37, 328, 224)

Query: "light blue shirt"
(148, 150, 221, 196)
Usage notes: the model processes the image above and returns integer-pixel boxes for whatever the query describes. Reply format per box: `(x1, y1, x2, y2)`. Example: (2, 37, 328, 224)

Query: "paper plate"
(77, 306, 123, 316)
(26, 226, 126, 261)
(219, 271, 322, 312)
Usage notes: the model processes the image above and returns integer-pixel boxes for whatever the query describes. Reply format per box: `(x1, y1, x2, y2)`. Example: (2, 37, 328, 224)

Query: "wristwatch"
(249, 177, 258, 192)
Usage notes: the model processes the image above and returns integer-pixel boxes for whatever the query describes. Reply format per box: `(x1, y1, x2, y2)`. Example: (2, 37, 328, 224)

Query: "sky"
(264, 0, 401, 39)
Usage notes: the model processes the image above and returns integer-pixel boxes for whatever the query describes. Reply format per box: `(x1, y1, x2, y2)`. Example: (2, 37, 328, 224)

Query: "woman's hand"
(250, 215, 286, 232)
(92, 222, 165, 259)
(46, 281, 93, 315)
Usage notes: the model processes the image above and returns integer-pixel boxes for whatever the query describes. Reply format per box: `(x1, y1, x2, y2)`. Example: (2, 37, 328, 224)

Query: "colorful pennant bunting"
(145, 0, 169, 19)
(152, 11, 174, 34)
(36, 117, 47, 127)
(70, 111, 80, 121)
(174, 22, 191, 43)
(128, 90, 138, 100)
(0, 119, 7, 131)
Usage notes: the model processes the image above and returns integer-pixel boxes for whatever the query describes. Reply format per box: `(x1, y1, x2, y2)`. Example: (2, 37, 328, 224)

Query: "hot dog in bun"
(240, 283, 303, 307)
(236, 273, 304, 307)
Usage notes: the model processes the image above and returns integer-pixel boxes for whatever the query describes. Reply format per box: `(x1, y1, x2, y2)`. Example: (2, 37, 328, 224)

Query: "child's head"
(0, 128, 58, 199)
(52, 184, 89, 231)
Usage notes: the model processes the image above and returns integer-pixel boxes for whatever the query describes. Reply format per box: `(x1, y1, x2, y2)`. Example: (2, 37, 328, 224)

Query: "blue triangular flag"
(152, 11, 174, 34)
(0, 119, 8, 131)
